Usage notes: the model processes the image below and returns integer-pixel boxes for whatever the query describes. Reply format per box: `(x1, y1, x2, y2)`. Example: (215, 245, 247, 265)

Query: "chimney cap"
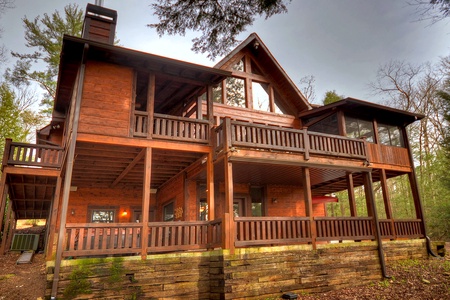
(85, 3, 117, 24)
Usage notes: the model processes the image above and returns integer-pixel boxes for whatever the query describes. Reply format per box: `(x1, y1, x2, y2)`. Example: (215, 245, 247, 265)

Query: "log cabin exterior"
(0, 4, 434, 299)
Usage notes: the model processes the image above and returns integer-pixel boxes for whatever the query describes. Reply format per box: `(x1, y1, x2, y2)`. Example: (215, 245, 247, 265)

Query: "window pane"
(91, 210, 115, 223)
(163, 202, 174, 221)
(345, 116, 374, 142)
(389, 126, 403, 147)
(226, 77, 246, 108)
(199, 199, 208, 221)
(232, 58, 244, 72)
(252, 82, 270, 112)
(378, 125, 390, 145)
(309, 114, 339, 135)
(358, 119, 374, 142)
(213, 85, 222, 103)
(345, 116, 360, 139)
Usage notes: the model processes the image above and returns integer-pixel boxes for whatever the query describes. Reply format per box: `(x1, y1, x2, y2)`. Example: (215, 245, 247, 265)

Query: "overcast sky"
(0, 0, 449, 104)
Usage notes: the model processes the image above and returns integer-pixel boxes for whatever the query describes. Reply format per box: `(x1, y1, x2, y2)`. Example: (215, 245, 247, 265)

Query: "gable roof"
(299, 97, 424, 126)
(214, 33, 312, 113)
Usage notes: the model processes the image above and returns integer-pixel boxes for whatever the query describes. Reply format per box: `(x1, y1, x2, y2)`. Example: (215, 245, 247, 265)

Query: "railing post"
(223, 117, 232, 151)
(302, 129, 310, 161)
(1, 138, 12, 171)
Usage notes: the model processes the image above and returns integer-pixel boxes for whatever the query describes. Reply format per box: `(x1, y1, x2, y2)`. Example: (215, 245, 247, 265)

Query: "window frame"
(88, 206, 118, 223)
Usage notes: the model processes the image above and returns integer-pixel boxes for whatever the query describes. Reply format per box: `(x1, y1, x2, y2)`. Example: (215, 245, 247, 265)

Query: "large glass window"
(90, 209, 115, 223)
(345, 116, 374, 142)
(308, 114, 339, 135)
(226, 77, 246, 107)
(252, 82, 270, 112)
(378, 124, 404, 147)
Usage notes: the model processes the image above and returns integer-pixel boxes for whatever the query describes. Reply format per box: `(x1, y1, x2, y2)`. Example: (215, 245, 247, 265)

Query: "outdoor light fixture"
(122, 210, 128, 216)
(71, 209, 75, 215)
(272, 198, 278, 204)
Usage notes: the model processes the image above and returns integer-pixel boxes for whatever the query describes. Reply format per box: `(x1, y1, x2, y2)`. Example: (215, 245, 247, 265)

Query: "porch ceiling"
(6, 173, 57, 220)
(71, 142, 204, 189)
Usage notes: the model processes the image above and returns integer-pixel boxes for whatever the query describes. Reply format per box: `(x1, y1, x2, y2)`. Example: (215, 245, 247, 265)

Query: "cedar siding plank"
(79, 61, 133, 138)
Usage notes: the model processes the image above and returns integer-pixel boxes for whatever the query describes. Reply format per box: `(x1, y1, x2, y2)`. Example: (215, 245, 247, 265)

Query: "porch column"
(0, 198, 12, 254)
(141, 147, 152, 259)
(206, 152, 215, 220)
(147, 73, 155, 139)
(346, 172, 357, 217)
(379, 169, 395, 239)
(402, 128, 427, 237)
(222, 117, 234, 252)
(0, 171, 9, 248)
(46, 176, 63, 259)
(206, 85, 214, 126)
(363, 171, 389, 278)
(302, 167, 316, 249)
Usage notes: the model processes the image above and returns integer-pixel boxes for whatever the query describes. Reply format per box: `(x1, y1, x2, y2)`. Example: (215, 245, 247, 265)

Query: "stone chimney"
(82, 3, 117, 44)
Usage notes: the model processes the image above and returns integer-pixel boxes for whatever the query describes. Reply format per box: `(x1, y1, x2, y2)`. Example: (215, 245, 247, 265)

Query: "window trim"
(88, 206, 118, 223)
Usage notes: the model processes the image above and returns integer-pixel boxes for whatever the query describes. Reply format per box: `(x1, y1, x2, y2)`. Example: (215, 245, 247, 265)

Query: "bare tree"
(409, 0, 450, 23)
(298, 75, 317, 104)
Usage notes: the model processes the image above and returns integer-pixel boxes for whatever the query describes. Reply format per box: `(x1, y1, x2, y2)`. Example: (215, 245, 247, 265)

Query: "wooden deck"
(62, 217, 424, 258)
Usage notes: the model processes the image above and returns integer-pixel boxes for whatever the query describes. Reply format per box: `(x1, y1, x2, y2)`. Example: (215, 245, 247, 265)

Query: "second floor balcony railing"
(215, 118, 367, 161)
(2, 139, 64, 170)
(133, 112, 210, 144)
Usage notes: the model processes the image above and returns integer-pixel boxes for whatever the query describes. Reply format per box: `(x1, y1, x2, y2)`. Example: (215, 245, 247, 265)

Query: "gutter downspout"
(51, 43, 89, 299)
(365, 171, 390, 279)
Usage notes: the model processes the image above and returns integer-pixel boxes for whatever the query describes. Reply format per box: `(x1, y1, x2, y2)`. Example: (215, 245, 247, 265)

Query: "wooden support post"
(207, 152, 215, 220)
(0, 171, 9, 247)
(302, 167, 316, 249)
(5, 208, 16, 252)
(346, 172, 357, 217)
(402, 127, 428, 238)
(206, 85, 214, 126)
(363, 171, 389, 278)
(223, 156, 234, 253)
(147, 73, 155, 138)
(0, 200, 12, 254)
(51, 43, 88, 300)
(379, 169, 395, 239)
(141, 147, 152, 259)
(46, 176, 62, 259)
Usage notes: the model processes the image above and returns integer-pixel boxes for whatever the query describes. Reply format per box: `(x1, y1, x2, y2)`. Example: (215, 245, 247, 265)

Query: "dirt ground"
(0, 234, 448, 300)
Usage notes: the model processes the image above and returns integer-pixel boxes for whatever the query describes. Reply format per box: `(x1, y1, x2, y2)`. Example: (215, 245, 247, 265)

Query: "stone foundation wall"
(46, 239, 427, 299)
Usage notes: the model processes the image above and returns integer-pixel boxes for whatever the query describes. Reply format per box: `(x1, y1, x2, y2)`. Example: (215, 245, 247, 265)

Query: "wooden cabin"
(0, 4, 433, 299)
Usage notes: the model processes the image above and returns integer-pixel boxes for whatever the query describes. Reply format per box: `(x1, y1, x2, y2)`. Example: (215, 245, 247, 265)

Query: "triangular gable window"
(232, 58, 245, 72)
(251, 60, 263, 76)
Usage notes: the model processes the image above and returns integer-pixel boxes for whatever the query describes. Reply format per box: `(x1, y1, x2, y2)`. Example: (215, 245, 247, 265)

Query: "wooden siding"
(367, 143, 411, 167)
(78, 61, 133, 137)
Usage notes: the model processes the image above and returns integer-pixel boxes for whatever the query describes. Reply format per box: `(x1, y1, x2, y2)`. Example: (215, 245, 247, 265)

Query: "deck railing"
(63, 223, 143, 257)
(147, 220, 221, 252)
(235, 217, 311, 247)
(2, 140, 64, 169)
(133, 112, 210, 143)
(314, 217, 375, 241)
(63, 220, 221, 257)
(62, 217, 424, 257)
(379, 219, 424, 239)
(215, 118, 367, 160)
